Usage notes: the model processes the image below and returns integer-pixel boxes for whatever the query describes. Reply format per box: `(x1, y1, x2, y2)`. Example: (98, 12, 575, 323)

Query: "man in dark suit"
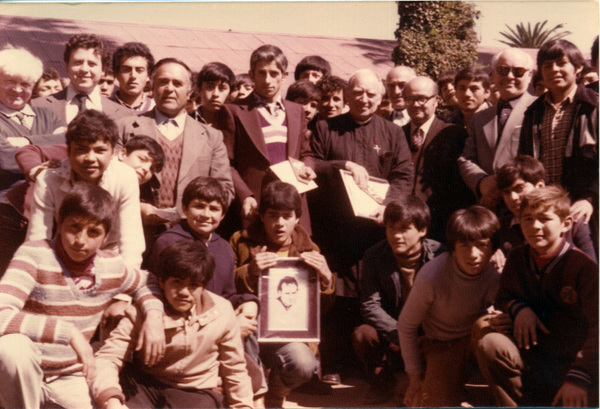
(403, 76, 474, 242)
(221, 44, 315, 233)
(32, 34, 131, 123)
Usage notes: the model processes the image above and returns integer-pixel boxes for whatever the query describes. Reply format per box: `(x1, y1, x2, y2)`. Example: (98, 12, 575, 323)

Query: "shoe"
(322, 373, 341, 385)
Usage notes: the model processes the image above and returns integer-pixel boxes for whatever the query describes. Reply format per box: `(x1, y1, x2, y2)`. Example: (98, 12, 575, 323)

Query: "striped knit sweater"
(0, 239, 163, 376)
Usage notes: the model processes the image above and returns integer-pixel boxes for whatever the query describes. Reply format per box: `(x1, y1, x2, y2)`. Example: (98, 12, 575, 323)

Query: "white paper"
(339, 169, 389, 220)
(270, 161, 318, 194)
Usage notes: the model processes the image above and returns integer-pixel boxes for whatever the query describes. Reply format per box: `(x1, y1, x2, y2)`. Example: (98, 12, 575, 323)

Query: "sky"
(1, 1, 598, 52)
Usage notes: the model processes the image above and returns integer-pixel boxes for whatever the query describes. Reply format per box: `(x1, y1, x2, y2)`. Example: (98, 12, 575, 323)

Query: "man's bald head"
(345, 69, 384, 123)
(491, 48, 534, 100)
(386, 66, 417, 111)
(404, 76, 439, 127)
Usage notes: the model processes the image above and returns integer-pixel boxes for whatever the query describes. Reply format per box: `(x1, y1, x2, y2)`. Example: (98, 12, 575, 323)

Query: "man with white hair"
(386, 66, 417, 127)
(458, 48, 536, 210)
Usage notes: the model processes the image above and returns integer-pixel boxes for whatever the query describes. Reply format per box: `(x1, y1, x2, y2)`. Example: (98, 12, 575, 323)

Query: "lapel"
(481, 106, 498, 150)
(498, 93, 533, 145)
(282, 100, 300, 157)
(46, 89, 68, 123)
(178, 116, 206, 183)
(237, 96, 270, 162)
(415, 117, 444, 173)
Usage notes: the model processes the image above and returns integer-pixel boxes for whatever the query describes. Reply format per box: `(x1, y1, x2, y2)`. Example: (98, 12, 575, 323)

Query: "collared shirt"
(409, 114, 435, 140)
(254, 93, 286, 117)
(155, 109, 188, 141)
(65, 85, 103, 123)
(0, 102, 36, 131)
(391, 109, 410, 127)
(110, 91, 155, 115)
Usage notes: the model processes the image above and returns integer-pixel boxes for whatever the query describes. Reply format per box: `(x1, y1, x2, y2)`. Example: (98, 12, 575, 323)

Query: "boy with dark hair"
(228, 74, 254, 102)
(32, 34, 131, 123)
(25, 110, 145, 267)
(519, 39, 598, 232)
(33, 67, 64, 98)
(99, 66, 116, 98)
(532, 70, 547, 96)
(352, 195, 445, 402)
(230, 180, 334, 408)
(192, 62, 235, 128)
(285, 79, 321, 125)
(0, 183, 164, 409)
(398, 205, 500, 407)
(111, 42, 155, 114)
(475, 186, 598, 407)
(447, 67, 491, 131)
(93, 240, 253, 409)
(294, 55, 332, 84)
(316, 75, 347, 119)
(437, 69, 459, 111)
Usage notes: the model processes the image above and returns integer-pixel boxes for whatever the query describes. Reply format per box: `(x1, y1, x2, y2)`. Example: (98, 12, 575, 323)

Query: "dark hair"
(123, 135, 165, 173)
(233, 73, 254, 89)
(437, 69, 458, 89)
(197, 62, 235, 89)
(58, 182, 116, 233)
(521, 185, 571, 221)
(285, 79, 321, 103)
(496, 155, 546, 191)
(317, 75, 348, 99)
(277, 275, 298, 292)
(446, 206, 499, 251)
(250, 45, 287, 73)
(63, 34, 109, 70)
(154, 240, 215, 286)
(66, 110, 119, 147)
(454, 67, 490, 89)
(537, 39, 585, 74)
(153, 57, 193, 85)
(33, 68, 62, 98)
(532, 70, 544, 86)
(580, 63, 596, 84)
(102, 65, 114, 77)
(112, 42, 155, 76)
(182, 177, 229, 214)
(258, 181, 301, 218)
(294, 55, 332, 80)
(383, 195, 431, 231)
(592, 36, 599, 68)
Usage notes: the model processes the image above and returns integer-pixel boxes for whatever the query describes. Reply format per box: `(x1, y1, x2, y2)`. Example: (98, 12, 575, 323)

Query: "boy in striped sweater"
(0, 183, 164, 409)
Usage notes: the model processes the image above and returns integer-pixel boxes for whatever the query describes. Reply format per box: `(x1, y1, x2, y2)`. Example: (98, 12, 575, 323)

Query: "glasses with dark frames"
(495, 66, 528, 78)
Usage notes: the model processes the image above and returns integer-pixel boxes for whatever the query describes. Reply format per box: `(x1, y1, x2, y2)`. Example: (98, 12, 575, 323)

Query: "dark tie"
(14, 111, 25, 126)
(497, 101, 512, 139)
(75, 93, 88, 114)
(412, 127, 424, 151)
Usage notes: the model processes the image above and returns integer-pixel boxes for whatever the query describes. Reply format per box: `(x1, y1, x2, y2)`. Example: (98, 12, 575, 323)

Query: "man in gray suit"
(32, 34, 131, 123)
(458, 48, 536, 209)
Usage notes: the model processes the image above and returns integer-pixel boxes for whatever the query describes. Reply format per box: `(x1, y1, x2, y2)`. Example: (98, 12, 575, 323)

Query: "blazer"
(117, 109, 234, 211)
(458, 92, 537, 195)
(31, 88, 132, 123)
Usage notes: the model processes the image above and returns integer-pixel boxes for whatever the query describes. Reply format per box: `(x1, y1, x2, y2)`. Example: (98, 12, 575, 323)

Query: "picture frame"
(258, 257, 320, 343)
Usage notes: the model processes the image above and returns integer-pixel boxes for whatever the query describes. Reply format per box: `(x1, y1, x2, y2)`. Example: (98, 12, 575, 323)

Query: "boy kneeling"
(93, 240, 253, 409)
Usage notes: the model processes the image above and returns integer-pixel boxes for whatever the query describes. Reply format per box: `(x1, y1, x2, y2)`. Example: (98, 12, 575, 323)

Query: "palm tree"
(498, 20, 571, 48)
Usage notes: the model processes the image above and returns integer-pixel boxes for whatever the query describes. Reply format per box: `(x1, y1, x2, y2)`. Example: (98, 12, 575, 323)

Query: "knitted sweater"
(0, 239, 163, 376)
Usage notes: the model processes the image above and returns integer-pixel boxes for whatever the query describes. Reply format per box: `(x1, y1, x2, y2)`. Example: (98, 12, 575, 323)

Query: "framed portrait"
(258, 257, 320, 342)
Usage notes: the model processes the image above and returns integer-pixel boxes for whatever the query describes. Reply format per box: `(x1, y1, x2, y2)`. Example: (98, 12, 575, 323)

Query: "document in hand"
(339, 169, 389, 220)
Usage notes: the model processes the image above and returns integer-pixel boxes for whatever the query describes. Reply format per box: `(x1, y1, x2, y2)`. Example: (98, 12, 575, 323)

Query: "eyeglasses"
(405, 95, 437, 105)
(495, 66, 528, 78)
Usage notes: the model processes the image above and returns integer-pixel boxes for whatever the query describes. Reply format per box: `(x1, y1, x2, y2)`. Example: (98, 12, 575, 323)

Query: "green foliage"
(392, 1, 481, 80)
(498, 21, 571, 48)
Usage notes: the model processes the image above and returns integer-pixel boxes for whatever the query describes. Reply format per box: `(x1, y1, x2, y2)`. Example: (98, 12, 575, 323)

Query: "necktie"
(75, 93, 88, 114)
(412, 127, 424, 151)
(497, 101, 512, 139)
(14, 111, 32, 130)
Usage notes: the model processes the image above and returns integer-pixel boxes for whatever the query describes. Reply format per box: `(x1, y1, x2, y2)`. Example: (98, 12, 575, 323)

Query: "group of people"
(0, 29, 597, 409)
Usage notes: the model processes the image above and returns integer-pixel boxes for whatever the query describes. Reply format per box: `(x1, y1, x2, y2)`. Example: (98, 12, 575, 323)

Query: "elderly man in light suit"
(458, 48, 536, 209)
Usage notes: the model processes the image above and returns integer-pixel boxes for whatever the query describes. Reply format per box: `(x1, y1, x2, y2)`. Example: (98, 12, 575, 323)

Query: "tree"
(392, 1, 481, 80)
(498, 21, 571, 48)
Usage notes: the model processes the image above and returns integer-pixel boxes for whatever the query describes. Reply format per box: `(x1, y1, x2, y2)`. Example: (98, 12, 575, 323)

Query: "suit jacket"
(458, 92, 537, 194)
(31, 88, 132, 123)
(404, 117, 475, 242)
(116, 109, 234, 212)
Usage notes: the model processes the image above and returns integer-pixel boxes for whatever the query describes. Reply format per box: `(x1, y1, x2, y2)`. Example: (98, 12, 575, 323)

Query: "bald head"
(491, 48, 534, 100)
(404, 76, 439, 126)
(346, 69, 384, 123)
(386, 66, 417, 111)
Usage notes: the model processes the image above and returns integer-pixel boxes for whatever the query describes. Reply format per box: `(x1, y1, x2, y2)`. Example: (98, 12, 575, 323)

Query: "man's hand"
(297, 163, 317, 182)
(370, 204, 386, 225)
(570, 199, 593, 224)
(70, 329, 95, 383)
(479, 175, 501, 209)
(513, 307, 549, 350)
(489, 249, 507, 272)
(29, 158, 62, 181)
(404, 374, 423, 407)
(140, 203, 168, 226)
(101, 300, 129, 329)
(300, 251, 333, 289)
(136, 309, 165, 367)
(345, 161, 369, 189)
(489, 311, 512, 336)
(242, 196, 258, 219)
(235, 301, 259, 338)
(248, 246, 279, 277)
(552, 382, 589, 407)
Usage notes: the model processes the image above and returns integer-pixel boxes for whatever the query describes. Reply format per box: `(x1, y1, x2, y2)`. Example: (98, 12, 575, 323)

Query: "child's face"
(299, 69, 324, 84)
(452, 238, 493, 276)
(98, 73, 115, 98)
(67, 48, 103, 94)
(541, 56, 582, 93)
(385, 221, 426, 256)
(260, 208, 299, 247)
(159, 276, 202, 313)
(183, 198, 225, 241)
(68, 138, 114, 184)
(250, 61, 286, 103)
(237, 83, 254, 100)
(35, 78, 63, 98)
(58, 215, 107, 262)
(118, 148, 154, 185)
(520, 205, 571, 256)
(376, 97, 394, 118)
(116, 56, 150, 98)
(501, 177, 544, 216)
(319, 89, 345, 118)
(201, 80, 230, 113)
(295, 97, 319, 122)
(456, 79, 490, 113)
(440, 82, 458, 107)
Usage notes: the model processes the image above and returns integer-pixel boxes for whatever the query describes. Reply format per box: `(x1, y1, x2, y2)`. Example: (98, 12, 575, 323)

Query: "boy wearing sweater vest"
(0, 183, 164, 409)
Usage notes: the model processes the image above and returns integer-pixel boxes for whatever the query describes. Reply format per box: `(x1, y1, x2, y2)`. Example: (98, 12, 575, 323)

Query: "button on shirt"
(65, 85, 103, 123)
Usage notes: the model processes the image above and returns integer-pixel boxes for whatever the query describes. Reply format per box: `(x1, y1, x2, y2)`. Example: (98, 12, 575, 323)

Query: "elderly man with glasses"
(458, 48, 536, 211)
